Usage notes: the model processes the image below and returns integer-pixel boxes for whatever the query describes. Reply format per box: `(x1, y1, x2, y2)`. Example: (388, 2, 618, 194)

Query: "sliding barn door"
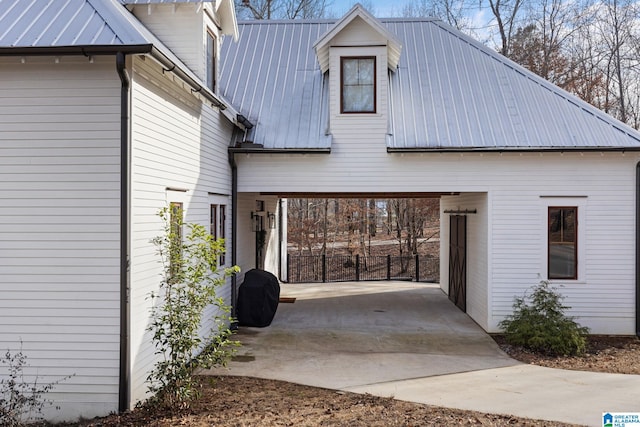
(448, 215, 467, 312)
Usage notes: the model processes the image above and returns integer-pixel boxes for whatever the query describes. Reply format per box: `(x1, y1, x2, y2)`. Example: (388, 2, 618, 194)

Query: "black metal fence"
(286, 254, 439, 283)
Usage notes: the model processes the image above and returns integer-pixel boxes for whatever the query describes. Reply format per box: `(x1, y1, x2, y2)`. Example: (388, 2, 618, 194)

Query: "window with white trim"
(541, 197, 586, 282)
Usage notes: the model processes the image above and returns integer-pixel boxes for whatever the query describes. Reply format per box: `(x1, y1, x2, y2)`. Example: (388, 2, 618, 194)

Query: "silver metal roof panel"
(0, 0, 148, 48)
(220, 17, 640, 150)
(120, 0, 206, 4)
(220, 20, 334, 149)
(386, 19, 640, 150)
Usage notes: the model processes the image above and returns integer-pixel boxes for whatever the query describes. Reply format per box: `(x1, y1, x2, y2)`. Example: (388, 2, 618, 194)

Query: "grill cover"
(236, 269, 280, 327)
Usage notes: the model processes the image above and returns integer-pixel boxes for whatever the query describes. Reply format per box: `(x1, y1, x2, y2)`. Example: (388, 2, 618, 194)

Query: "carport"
(233, 191, 490, 330)
(222, 7, 640, 336)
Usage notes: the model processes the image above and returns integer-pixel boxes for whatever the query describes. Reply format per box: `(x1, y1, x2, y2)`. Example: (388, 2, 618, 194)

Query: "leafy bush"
(499, 281, 590, 356)
(147, 207, 240, 409)
(1, 345, 71, 426)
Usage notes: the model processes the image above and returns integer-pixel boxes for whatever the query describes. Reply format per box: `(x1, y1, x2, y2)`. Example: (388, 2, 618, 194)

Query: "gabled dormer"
(313, 4, 401, 127)
(125, 0, 238, 93)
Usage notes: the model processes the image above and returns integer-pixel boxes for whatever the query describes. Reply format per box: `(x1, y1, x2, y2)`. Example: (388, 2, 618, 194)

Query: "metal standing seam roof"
(0, 0, 237, 114)
(0, 0, 148, 48)
(220, 19, 335, 149)
(219, 17, 640, 151)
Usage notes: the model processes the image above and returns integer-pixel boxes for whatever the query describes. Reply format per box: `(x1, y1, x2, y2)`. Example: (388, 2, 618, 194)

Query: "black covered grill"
(236, 269, 280, 327)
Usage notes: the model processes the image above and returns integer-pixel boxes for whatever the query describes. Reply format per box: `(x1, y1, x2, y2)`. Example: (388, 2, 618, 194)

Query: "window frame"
(210, 204, 218, 240)
(206, 30, 217, 93)
(547, 206, 578, 280)
(340, 56, 376, 114)
(219, 205, 226, 265)
(210, 203, 227, 266)
(169, 201, 184, 281)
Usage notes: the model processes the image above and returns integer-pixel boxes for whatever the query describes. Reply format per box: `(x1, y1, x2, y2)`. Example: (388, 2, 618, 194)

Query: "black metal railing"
(286, 254, 439, 283)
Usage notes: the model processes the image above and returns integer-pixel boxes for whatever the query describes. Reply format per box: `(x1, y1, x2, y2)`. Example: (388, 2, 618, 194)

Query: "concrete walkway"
(203, 282, 640, 427)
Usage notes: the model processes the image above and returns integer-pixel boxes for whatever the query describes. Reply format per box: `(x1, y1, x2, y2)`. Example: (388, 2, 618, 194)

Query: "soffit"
(313, 4, 402, 73)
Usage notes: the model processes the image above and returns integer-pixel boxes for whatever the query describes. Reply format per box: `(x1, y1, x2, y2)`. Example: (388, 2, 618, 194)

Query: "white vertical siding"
(440, 193, 489, 330)
(0, 56, 121, 421)
(235, 150, 639, 335)
(128, 55, 234, 405)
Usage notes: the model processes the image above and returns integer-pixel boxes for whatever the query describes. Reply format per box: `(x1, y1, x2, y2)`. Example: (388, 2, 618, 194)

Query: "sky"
(328, 0, 494, 43)
(330, 0, 414, 17)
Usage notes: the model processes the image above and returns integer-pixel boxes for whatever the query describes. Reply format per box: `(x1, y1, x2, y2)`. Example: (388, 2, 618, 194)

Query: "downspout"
(116, 52, 131, 412)
(228, 150, 238, 328)
(637, 162, 640, 337)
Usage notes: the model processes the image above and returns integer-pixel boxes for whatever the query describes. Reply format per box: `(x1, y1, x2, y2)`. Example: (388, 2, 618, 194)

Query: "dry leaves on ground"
(62, 335, 639, 427)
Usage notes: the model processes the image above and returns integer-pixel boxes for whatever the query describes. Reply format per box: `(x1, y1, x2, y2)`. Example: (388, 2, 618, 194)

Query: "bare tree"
(382, 198, 438, 272)
(595, 0, 639, 124)
(401, 0, 479, 37)
(486, 0, 526, 56)
(403, 0, 475, 33)
(236, 0, 332, 19)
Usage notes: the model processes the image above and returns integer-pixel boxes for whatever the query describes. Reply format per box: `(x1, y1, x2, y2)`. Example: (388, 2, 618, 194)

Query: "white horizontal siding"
(440, 193, 489, 330)
(0, 56, 121, 421)
(236, 193, 260, 282)
(329, 45, 388, 136)
(129, 56, 234, 406)
(236, 148, 639, 335)
(235, 195, 279, 278)
(131, 3, 206, 81)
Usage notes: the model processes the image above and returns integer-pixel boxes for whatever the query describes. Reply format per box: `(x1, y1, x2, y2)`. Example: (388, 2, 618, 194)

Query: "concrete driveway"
(204, 281, 640, 427)
(206, 281, 517, 388)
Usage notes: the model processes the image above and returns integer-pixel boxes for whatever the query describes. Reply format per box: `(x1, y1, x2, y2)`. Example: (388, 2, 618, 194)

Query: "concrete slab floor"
(202, 281, 640, 427)
(204, 281, 518, 388)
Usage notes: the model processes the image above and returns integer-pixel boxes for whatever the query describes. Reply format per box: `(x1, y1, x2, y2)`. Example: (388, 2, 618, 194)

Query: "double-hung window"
(341, 57, 376, 113)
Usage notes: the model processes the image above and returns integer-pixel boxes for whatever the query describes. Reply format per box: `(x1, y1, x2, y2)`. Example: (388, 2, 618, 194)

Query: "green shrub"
(147, 207, 240, 409)
(499, 280, 589, 356)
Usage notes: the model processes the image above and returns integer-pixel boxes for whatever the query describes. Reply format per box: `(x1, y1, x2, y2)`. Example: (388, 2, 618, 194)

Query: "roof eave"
(229, 147, 331, 154)
(0, 44, 231, 112)
(387, 146, 640, 153)
(0, 44, 153, 56)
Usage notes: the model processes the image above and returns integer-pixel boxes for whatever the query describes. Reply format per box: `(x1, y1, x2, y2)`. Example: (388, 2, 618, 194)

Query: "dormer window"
(206, 30, 217, 92)
(341, 57, 376, 113)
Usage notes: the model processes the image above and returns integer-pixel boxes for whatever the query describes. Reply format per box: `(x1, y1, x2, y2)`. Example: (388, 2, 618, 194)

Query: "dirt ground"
(65, 335, 639, 427)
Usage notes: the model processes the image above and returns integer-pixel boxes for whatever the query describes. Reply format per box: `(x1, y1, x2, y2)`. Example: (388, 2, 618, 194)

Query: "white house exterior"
(219, 6, 640, 336)
(2, 0, 640, 422)
(0, 0, 246, 421)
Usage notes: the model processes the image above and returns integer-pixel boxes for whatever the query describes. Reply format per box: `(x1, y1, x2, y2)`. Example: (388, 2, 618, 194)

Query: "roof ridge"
(236, 17, 441, 25)
(238, 18, 337, 25)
